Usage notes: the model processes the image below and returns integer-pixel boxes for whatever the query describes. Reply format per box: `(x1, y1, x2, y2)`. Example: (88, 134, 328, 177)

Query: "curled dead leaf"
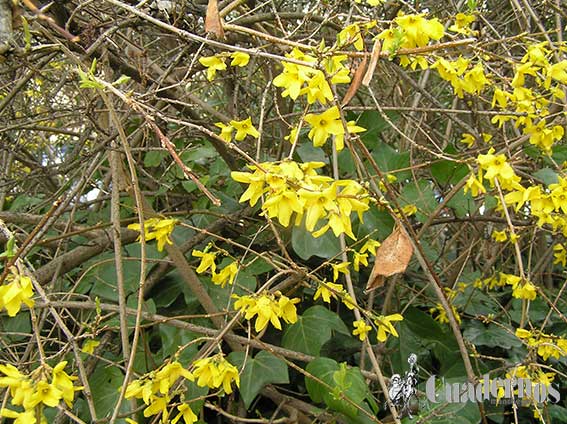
(205, 0, 225, 39)
(341, 56, 367, 107)
(365, 225, 413, 292)
(362, 39, 381, 86)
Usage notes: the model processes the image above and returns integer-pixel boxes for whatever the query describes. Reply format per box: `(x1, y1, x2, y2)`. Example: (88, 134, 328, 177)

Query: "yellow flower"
(1, 409, 37, 424)
(81, 339, 100, 354)
(284, 127, 299, 145)
(300, 70, 333, 104)
(0, 268, 35, 317)
(515, 328, 532, 339)
(233, 292, 298, 332)
(199, 55, 227, 81)
(150, 218, 177, 251)
(477, 148, 519, 189)
(337, 23, 364, 51)
(461, 63, 489, 96)
(298, 185, 337, 232)
(502, 273, 537, 300)
(460, 133, 475, 147)
(464, 171, 485, 197)
(231, 169, 265, 206)
(313, 281, 345, 303)
(491, 230, 507, 242)
(262, 189, 303, 227)
(449, 13, 476, 35)
(304, 106, 345, 148)
(374, 314, 403, 342)
(352, 251, 368, 271)
(192, 249, 217, 274)
(128, 218, 177, 252)
(52, 361, 81, 407)
(277, 294, 300, 325)
(394, 13, 444, 48)
(229, 117, 260, 141)
(331, 262, 350, 282)
(30, 380, 63, 407)
(230, 52, 250, 67)
(193, 355, 239, 394)
(172, 403, 198, 424)
(155, 361, 194, 395)
(211, 261, 238, 288)
(512, 281, 537, 300)
(553, 244, 567, 266)
(143, 395, 169, 421)
(429, 303, 461, 325)
(352, 320, 372, 341)
(360, 239, 381, 256)
(272, 49, 315, 99)
(322, 54, 351, 85)
(544, 60, 567, 88)
(334, 120, 366, 151)
(215, 122, 234, 142)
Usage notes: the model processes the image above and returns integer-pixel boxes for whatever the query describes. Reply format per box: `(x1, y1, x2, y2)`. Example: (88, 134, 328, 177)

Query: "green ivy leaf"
(228, 351, 289, 408)
(87, 364, 128, 420)
(282, 306, 349, 356)
(291, 223, 341, 260)
(305, 357, 368, 418)
(399, 180, 438, 223)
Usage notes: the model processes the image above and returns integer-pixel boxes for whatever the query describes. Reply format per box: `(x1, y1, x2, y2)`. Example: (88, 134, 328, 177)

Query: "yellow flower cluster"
(553, 243, 567, 266)
(473, 273, 537, 300)
(193, 354, 240, 394)
(430, 303, 461, 325)
(502, 364, 556, 418)
(374, 313, 404, 342)
(0, 361, 82, 423)
(515, 328, 567, 361)
(337, 22, 376, 51)
(429, 286, 463, 325)
(499, 176, 567, 235)
(351, 314, 404, 342)
(489, 42, 566, 153)
(192, 246, 239, 288)
(128, 217, 177, 252)
(0, 267, 34, 317)
(432, 58, 490, 98)
(232, 291, 300, 332)
(199, 52, 250, 81)
(448, 13, 476, 36)
(313, 280, 355, 310)
(273, 47, 350, 105)
(125, 360, 196, 423)
(377, 13, 444, 69)
(215, 117, 260, 143)
(304, 106, 366, 151)
(231, 160, 371, 239)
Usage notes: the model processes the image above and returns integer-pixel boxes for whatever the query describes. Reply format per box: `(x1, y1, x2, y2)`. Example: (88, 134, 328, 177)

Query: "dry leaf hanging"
(205, 0, 225, 39)
(341, 56, 367, 107)
(365, 225, 413, 292)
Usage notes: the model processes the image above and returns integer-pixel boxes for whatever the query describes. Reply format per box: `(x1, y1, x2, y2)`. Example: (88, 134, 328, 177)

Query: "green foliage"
(305, 358, 369, 419)
(228, 351, 289, 408)
(282, 306, 349, 356)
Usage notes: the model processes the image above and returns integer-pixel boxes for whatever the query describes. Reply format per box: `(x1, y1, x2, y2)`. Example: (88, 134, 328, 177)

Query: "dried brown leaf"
(205, 0, 224, 39)
(365, 225, 413, 292)
(341, 56, 367, 107)
(362, 39, 381, 86)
